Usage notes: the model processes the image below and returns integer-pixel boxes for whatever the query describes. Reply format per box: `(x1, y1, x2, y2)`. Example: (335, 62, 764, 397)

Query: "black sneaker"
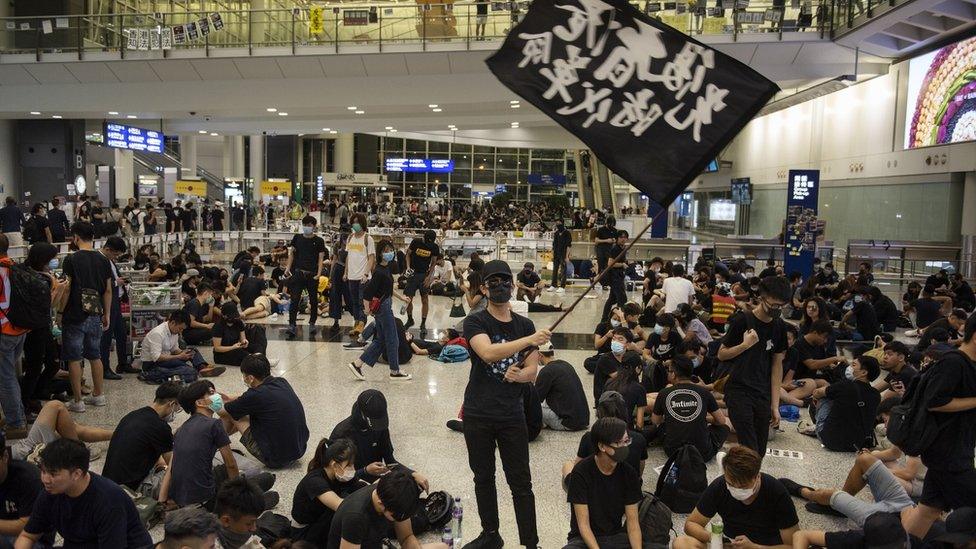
(805, 501, 844, 517)
(446, 419, 464, 432)
(462, 531, 504, 549)
(103, 369, 122, 381)
(309, 324, 318, 336)
(262, 490, 280, 510)
(389, 371, 412, 381)
(778, 477, 811, 499)
(403, 317, 415, 330)
(348, 362, 366, 381)
(285, 325, 297, 340)
(343, 340, 367, 350)
(330, 321, 340, 332)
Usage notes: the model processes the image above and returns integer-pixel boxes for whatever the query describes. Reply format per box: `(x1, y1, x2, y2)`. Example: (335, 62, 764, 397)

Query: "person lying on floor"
(8, 400, 113, 462)
(791, 511, 911, 549)
(406, 329, 466, 357)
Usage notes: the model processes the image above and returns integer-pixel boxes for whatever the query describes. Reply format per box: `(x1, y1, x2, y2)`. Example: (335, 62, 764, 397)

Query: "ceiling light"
(432, 108, 442, 113)
(198, 130, 207, 134)
(355, 110, 365, 114)
(278, 112, 288, 116)
(127, 114, 138, 119)
(322, 128, 331, 132)
(266, 107, 277, 112)
(385, 126, 394, 130)
(428, 104, 438, 108)
(390, 129, 397, 133)
(29, 111, 40, 115)
(329, 130, 338, 134)
(210, 132, 218, 136)
(510, 104, 520, 109)
(52, 115, 62, 119)
(108, 111, 119, 115)
(347, 106, 358, 110)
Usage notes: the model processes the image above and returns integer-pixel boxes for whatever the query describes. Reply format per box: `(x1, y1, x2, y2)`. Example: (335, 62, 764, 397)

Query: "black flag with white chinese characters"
(486, 0, 778, 206)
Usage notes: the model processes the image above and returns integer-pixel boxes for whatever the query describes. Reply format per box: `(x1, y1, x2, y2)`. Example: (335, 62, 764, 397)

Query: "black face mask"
(765, 302, 783, 319)
(487, 281, 513, 304)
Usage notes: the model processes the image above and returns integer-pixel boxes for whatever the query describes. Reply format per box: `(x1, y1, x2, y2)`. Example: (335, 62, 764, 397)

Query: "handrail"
(0, 1, 832, 60)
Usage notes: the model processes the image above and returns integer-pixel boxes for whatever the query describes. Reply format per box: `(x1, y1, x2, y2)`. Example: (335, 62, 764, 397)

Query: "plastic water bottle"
(452, 497, 463, 545)
(442, 526, 453, 547)
(710, 518, 723, 549)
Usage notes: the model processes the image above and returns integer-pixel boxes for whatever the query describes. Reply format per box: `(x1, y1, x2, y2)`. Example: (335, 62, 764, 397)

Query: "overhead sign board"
(385, 158, 455, 173)
(104, 123, 164, 154)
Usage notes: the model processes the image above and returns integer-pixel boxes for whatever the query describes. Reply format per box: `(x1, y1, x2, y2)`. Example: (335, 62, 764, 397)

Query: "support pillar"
(249, 134, 265, 203)
(180, 134, 198, 179)
(113, 149, 134, 202)
(249, 0, 268, 46)
(962, 172, 976, 279)
(335, 133, 354, 174)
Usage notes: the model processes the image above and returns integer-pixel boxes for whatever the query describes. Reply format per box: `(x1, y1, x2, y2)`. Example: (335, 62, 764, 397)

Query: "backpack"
(638, 491, 674, 549)
(4, 263, 52, 330)
(654, 444, 707, 513)
(121, 486, 162, 529)
(885, 352, 964, 456)
(435, 344, 470, 363)
(22, 217, 41, 244)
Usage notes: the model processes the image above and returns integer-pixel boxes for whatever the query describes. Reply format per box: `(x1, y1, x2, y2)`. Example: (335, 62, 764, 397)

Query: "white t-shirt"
(662, 276, 695, 313)
(141, 322, 180, 363)
(344, 233, 375, 281)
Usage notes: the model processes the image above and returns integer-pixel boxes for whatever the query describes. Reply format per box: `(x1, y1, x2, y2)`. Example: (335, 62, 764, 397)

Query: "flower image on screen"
(905, 35, 976, 149)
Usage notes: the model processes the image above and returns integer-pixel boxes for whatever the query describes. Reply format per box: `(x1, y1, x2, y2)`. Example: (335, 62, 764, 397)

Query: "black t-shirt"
(0, 460, 43, 522)
(290, 234, 327, 273)
(535, 360, 590, 430)
(608, 243, 627, 279)
(793, 335, 829, 380)
(593, 321, 639, 353)
(211, 319, 244, 347)
(652, 382, 719, 457)
(954, 281, 975, 310)
(820, 380, 881, 451)
(618, 381, 647, 429)
(566, 457, 642, 540)
(26, 215, 49, 243)
(850, 301, 879, 340)
(224, 377, 310, 468)
(236, 277, 267, 309)
(327, 484, 388, 549)
(363, 264, 393, 302)
(696, 474, 798, 546)
(462, 309, 536, 421)
(873, 295, 900, 327)
(577, 430, 648, 479)
(595, 226, 617, 255)
(910, 297, 943, 329)
(185, 298, 209, 323)
(883, 364, 918, 395)
(102, 407, 174, 490)
(291, 468, 360, 526)
(920, 351, 976, 471)
(477, 0, 488, 14)
(721, 312, 787, 400)
(62, 249, 113, 324)
(24, 473, 153, 548)
(594, 351, 642, 400)
(407, 239, 440, 274)
(647, 332, 681, 362)
(517, 269, 542, 288)
(918, 318, 955, 352)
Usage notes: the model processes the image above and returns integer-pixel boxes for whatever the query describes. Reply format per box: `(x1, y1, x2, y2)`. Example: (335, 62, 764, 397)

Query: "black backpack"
(4, 263, 51, 331)
(638, 491, 674, 548)
(885, 352, 964, 456)
(654, 444, 707, 514)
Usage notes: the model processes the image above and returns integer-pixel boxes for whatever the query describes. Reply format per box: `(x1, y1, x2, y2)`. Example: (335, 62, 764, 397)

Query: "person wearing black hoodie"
(329, 390, 430, 492)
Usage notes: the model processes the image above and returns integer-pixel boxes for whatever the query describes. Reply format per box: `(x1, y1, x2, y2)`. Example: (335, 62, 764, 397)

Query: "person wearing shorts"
(403, 230, 440, 333)
(475, 0, 488, 38)
(10, 401, 113, 461)
(779, 452, 914, 526)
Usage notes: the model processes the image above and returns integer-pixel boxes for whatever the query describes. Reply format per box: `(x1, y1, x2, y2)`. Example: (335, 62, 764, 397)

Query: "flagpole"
(546, 206, 669, 333)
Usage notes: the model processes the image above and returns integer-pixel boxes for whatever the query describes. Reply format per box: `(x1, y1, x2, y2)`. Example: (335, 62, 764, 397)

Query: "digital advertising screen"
(104, 123, 164, 153)
(905, 34, 976, 149)
(709, 200, 737, 221)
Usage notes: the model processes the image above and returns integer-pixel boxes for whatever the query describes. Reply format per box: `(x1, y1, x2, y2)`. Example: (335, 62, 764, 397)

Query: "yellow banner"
(175, 180, 207, 197)
(309, 7, 325, 34)
(261, 181, 292, 196)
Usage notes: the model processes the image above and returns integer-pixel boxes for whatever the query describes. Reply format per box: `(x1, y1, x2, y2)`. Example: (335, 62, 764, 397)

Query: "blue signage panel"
(784, 170, 820, 279)
(385, 158, 454, 173)
(648, 200, 668, 238)
(526, 173, 568, 186)
(731, 177, 752, 205)
(678, 191, 694, 218)
(104, 123, 164, 154)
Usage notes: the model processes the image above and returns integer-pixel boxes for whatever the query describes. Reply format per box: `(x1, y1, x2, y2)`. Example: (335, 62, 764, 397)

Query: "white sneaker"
(269, 358, 281, 368)
(546, 287, 555, 293)
(269, 313, 279, 321)
(88, 446, 103, 461)
(67, 400, 86, 413)
(556, 287, 566, 294)
(905, 329, 920, 337)
(83, 395, 107, 407)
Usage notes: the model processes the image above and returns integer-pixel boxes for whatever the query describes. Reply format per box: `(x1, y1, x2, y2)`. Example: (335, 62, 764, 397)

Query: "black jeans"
(725, 389, 771, 458)
(601, 275, 627, 321)
(182, 327, 213, 346)
(288, 271, 319, 326)
(22, 326, 59, 405)
(551, 252, 567, 287)
(213, 338, 267, 366)
(99, 295, 128, 370)
(463, 416, 538, 546)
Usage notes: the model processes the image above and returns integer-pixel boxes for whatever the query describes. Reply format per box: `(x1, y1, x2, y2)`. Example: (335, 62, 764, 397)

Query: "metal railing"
(829, 0, 908, 34)
(0, 1, 832, 60)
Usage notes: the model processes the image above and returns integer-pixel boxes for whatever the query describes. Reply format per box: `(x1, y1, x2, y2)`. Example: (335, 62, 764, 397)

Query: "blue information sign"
(784, 170, 821, 278)
(385, 158, 455, 173)
(526, 173, 568, 186)
(104, 123, 164, 154)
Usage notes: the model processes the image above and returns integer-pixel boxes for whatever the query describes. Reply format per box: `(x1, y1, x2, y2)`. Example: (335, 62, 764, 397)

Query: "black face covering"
(487, 281, 513, 304)
(765, 301, 783, 319)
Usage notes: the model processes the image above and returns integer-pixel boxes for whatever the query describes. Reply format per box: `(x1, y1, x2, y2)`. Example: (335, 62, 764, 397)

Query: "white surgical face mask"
(727, 481, 757, 501)
(845, 365, 856, 381)
(338, 468, 356, 482)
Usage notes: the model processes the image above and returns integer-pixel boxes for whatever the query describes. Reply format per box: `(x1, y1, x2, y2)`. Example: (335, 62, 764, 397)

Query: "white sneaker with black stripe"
(347, 362, 365, 381)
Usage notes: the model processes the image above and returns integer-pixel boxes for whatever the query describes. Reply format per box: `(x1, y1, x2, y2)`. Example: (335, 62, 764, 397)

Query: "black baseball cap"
(356, 389, 389, 430)
(482, 260, 513, 281)
(862, 513, 908, 549)
(936, 508, 976, 546)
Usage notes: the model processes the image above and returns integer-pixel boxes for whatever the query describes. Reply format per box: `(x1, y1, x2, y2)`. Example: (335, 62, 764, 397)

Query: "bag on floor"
(638, 491, 674, 549)
(449, 299, 466, 318)
(654, 444, 706, 514)
(122, 486, 162, 529)
(256, 512, 292, 547)
(435, 344, 469, 363)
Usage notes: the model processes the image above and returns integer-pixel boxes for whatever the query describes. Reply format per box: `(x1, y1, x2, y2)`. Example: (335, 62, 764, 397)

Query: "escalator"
(132, 147, 224, 199)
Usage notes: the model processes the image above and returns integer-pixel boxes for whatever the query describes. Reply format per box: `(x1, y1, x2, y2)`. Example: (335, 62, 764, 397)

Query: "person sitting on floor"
(651, 355, 730, 461)
(140, 310, 225, 381)
(211, 302, 273, 368)
(291, 438, 365, 546)
(0, 431, 49, 547)
(183, 283, 216, 345)
(102, 382, 181, 495)
(8, 400, 113, 462)
(593, 327, 642, 400)
(676, 446, 799, 549)
(156, 507, 221, 549)
(874, 341, 918, 400)
(535, 342, 590, 432)
(562, 417, 642, 549)
(839, 286, 881, 342)
(516, 262, 546, 303)
(809, 354, 881, 452)
(16, 439, 153, 548)
(214, 476, 278, 549)
(219, 353, 310, 469)
(793, 319, 845, 388)
(569, 391, 648, 480)
(791, 511, 911, 549)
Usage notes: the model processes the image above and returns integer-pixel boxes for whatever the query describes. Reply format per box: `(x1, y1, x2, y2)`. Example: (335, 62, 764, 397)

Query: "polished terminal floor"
(81, 287, 863, 545)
